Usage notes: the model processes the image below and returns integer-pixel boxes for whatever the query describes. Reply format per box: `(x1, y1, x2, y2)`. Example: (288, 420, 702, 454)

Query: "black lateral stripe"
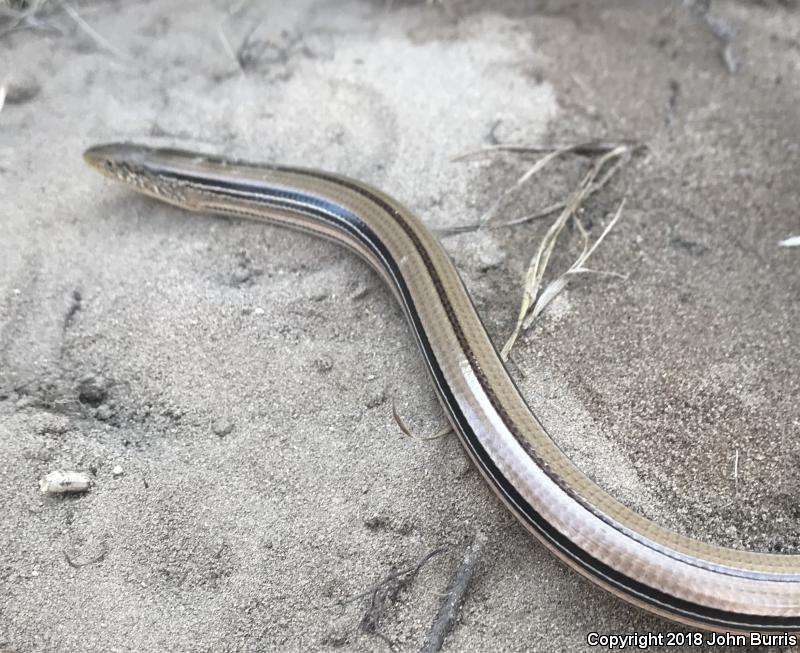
(456, 410, 800, 631)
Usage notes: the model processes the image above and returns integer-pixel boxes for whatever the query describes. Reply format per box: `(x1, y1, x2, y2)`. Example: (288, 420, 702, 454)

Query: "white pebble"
(112, 465, 124, 477)
(39, 470, 91, 494)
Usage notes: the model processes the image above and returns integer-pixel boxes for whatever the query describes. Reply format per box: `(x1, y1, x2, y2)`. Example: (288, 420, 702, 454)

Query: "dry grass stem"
(474, 146, 574, 225)
(447, 138, 636, 358)
(216, 25, 244, 73)
(444, 140, 638, 235)
(499, 145, 629, 360)
(0, 0, 57, 37)
(451, 139, 640, 163)
(497, 146, 633, 231)
(61, 1, 127, 59)
(520, 200, 627, 334)
(392, 398, 452, 441)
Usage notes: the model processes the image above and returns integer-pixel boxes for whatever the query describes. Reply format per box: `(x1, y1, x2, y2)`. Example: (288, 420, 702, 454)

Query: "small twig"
(721, 42, 737, 75)
(568, 267, 628, 279)
(490, 199, 567, 229)
(487, 119, 502, 145)
(733, 448, 739, 495)
(705, 13, 738, 74)
(0, 0, 59, 38)
(451, 139, 640, 163)
(343, 546, 450, 650)
(420, 532, 485, 653)
(434, 223, 485, 237)
(341, 546, 450, 606)
(60, 1, 127, 60)
(217, 25, 243, 73)
(234, 21, 264, 69)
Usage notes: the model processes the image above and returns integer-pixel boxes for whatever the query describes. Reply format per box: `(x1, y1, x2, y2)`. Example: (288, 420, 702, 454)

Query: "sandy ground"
(1, 0, 800, 651)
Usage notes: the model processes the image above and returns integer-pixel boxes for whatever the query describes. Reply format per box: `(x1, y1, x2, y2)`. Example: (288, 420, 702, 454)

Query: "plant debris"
(342, 546, 450, 650)
(420, 532, 485, 653)
(494, 143, 633, 359)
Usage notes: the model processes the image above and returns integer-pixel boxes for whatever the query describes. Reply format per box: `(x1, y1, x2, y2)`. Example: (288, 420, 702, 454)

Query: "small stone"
(451, 231, 505, 272)
(212, 419, 234, 437)
(349, 284, 370, 301)
(321, 614, 351, 647)
(232, 267, 252, 284)
(365, 390, 386, 409)
(15, 396, 35, 410)
(162, 405, 182, 420)
(95, 404, 113, 421)
(78, 375, 107, 406)
(29, 447, 52, 462)
(5, 75, 40, 105)
(39, 470, 91, 494)
(112, 465, 124, 477)
(313, 357, 333, 373)
(364, 514, 386, 530)
(36, 414, 69, 435)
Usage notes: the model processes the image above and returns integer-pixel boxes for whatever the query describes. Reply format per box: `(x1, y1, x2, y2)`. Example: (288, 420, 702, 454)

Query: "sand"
(1, 1, 799, 651)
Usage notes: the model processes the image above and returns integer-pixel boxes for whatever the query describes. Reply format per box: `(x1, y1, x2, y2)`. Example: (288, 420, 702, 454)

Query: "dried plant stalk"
(500, 146, 630, 360)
